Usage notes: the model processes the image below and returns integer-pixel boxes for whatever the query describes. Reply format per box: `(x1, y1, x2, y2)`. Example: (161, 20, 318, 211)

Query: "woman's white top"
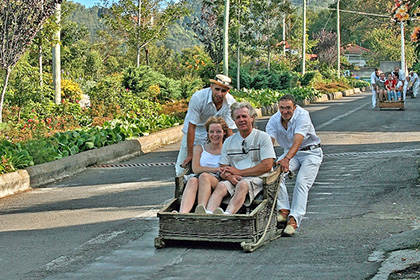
(199, 145, 221, 168)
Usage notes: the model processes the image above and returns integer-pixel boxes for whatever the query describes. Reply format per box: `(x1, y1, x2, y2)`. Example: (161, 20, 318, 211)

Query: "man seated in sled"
(198, 102, 276, 215)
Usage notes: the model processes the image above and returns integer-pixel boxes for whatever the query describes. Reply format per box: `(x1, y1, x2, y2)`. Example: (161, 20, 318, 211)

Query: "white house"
(341, 44, 370, 67)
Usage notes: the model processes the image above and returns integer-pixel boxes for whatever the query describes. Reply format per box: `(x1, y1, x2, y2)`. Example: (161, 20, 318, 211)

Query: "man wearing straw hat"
(175, 74, 237, 176)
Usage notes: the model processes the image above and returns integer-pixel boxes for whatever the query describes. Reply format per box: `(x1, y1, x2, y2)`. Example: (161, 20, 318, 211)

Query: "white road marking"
(134, 209, 159, 219)
(315, 102, 369, 130)
(43, 231, 126, 271)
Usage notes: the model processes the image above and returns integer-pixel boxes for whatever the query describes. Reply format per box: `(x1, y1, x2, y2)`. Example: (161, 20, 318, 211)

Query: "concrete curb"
(0, 88, 363, 198)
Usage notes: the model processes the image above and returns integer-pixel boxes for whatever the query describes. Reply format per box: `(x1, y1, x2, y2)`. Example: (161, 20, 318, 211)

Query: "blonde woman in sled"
(177, 116, 229, 214)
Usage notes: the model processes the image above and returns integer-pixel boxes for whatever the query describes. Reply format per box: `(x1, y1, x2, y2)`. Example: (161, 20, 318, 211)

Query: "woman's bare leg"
(179, 177, 198, 213)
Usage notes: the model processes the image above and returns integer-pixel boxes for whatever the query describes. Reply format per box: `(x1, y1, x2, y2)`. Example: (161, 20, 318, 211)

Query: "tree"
(0, 0, 62, 123)
(331, 0, 392, 44)
(313, 29, 337, 67)
(101, 0, 189, 68)
(364, 27, 415, 67)
(247, 0, 293, 70)
(30, 17, 59, 90)
(189, 0, 225, 74)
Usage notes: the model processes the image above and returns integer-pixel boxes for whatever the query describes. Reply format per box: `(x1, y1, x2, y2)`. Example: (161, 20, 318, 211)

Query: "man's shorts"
(221, 177, 263, 206)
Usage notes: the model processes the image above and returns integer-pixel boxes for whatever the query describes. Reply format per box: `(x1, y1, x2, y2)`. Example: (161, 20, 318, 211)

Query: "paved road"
(1, 92, 419, 280)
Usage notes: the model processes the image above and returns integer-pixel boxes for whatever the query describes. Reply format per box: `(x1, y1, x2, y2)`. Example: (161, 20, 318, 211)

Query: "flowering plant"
(392, 0, 420, 55)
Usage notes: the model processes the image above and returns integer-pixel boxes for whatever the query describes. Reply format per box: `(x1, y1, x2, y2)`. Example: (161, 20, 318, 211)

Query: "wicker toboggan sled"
(154, 165, 284, 252)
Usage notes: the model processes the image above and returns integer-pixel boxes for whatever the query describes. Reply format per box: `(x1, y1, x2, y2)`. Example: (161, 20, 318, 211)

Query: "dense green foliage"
(1, 0, 416, 174)
(0, 112, 180, 174)
(231, 87, 321, 107)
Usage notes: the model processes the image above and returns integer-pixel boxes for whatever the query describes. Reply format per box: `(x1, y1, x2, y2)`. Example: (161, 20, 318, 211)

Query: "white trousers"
(413, 81, 419, 97)
(175, 133, 207, 176)
(371, 86, 377, 108)
(277, 148, 323, 227)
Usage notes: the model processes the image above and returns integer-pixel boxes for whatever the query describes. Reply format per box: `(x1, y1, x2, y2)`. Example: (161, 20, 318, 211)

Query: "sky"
(69, 0, 116, 8)
(70, 0, 100, 8)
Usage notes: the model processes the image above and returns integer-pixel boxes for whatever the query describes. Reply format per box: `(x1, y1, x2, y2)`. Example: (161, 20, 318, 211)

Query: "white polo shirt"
(266, 105, 320, 150)
(182, 87, 236, 139)
(219, 129, 276, 175)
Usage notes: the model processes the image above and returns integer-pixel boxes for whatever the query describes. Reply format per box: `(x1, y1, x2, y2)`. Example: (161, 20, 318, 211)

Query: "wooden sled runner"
(154, 166, 284, 252)
(376, 93, 406, 111)
(378, 100, 406, 110)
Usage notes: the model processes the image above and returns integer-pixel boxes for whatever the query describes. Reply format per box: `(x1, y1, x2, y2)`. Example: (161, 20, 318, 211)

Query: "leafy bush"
(1, 99, 91, 143)
(5, 59, 54, 121)
(178, 75, 204, 99)
(280, 87, 321, 101)
(175, 46, 214, 79)
(61, 79, 83, 103)
(0, 109, 182, 173)
(313, 81, 351, 93)
(0, 140, 34, 174)
(250, 69, 298, 90)
(122, 66, 182, 102)
(23, 138, 60, 165)
(231, 87, 320, 107)
(299, 71, 321, 87)
(346, 77, 370, 88)
(88, 73, 125, 117)
(228, 63, 253, 89)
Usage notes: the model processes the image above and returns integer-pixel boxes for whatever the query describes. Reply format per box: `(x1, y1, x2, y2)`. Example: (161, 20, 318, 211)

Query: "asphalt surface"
(0, 91, 419, 280)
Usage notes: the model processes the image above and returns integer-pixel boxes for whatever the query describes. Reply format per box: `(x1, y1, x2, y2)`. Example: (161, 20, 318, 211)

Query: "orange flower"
(411, 27, 420, 42)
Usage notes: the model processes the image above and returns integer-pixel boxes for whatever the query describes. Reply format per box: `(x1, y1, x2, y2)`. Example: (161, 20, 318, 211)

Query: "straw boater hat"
(209, 74, 232, 89)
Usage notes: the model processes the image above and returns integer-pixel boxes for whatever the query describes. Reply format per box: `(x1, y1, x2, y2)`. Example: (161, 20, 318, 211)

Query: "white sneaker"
(194, 204, 207, 215)
(213, 207, 225, 215)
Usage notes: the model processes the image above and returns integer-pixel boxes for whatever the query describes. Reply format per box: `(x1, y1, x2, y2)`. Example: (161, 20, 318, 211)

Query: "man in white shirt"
(266, 95, 323, 236)
(394, 66, 406, 81)
(203, 102, 276, 215)
(175, 74, 237, 176)
(370, 68, 380, 109)
(409, 70, 419, 98)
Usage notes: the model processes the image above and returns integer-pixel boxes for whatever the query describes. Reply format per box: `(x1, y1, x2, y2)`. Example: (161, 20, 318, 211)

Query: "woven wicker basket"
(378, 100, 405, 110)
(155, 167, 282, 250)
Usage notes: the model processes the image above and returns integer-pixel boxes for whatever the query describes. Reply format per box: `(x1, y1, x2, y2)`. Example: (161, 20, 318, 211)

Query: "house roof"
(341, 44, 370, 55)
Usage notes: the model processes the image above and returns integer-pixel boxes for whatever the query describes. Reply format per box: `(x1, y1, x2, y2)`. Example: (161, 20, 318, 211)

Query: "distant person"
(201, 102, 276, 215)
(403, 76, 411, 100)
(394, 73, 403, 101)
(409, 70, 419, 98)
(385, 73, 397, 101)
(177, 117, 228, 214)
(377, 72, 387, 102)
(175, 74, 236, 176)
(370, 68, 380, 108)
(394, 66, 406, 81)
(266, 94, 323, 236)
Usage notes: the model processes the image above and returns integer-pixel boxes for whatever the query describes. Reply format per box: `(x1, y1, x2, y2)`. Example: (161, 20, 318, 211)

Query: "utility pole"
(301, 0, 306, 75)
(337, 0, 340, 78)
(282, 12, 286, 56)
(223, 0, 230, 75)
(400, 21, 406, 75)
(236, 0, 241, 89)
(52, 3, 61, 104)
(136, 0, 142, 68)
